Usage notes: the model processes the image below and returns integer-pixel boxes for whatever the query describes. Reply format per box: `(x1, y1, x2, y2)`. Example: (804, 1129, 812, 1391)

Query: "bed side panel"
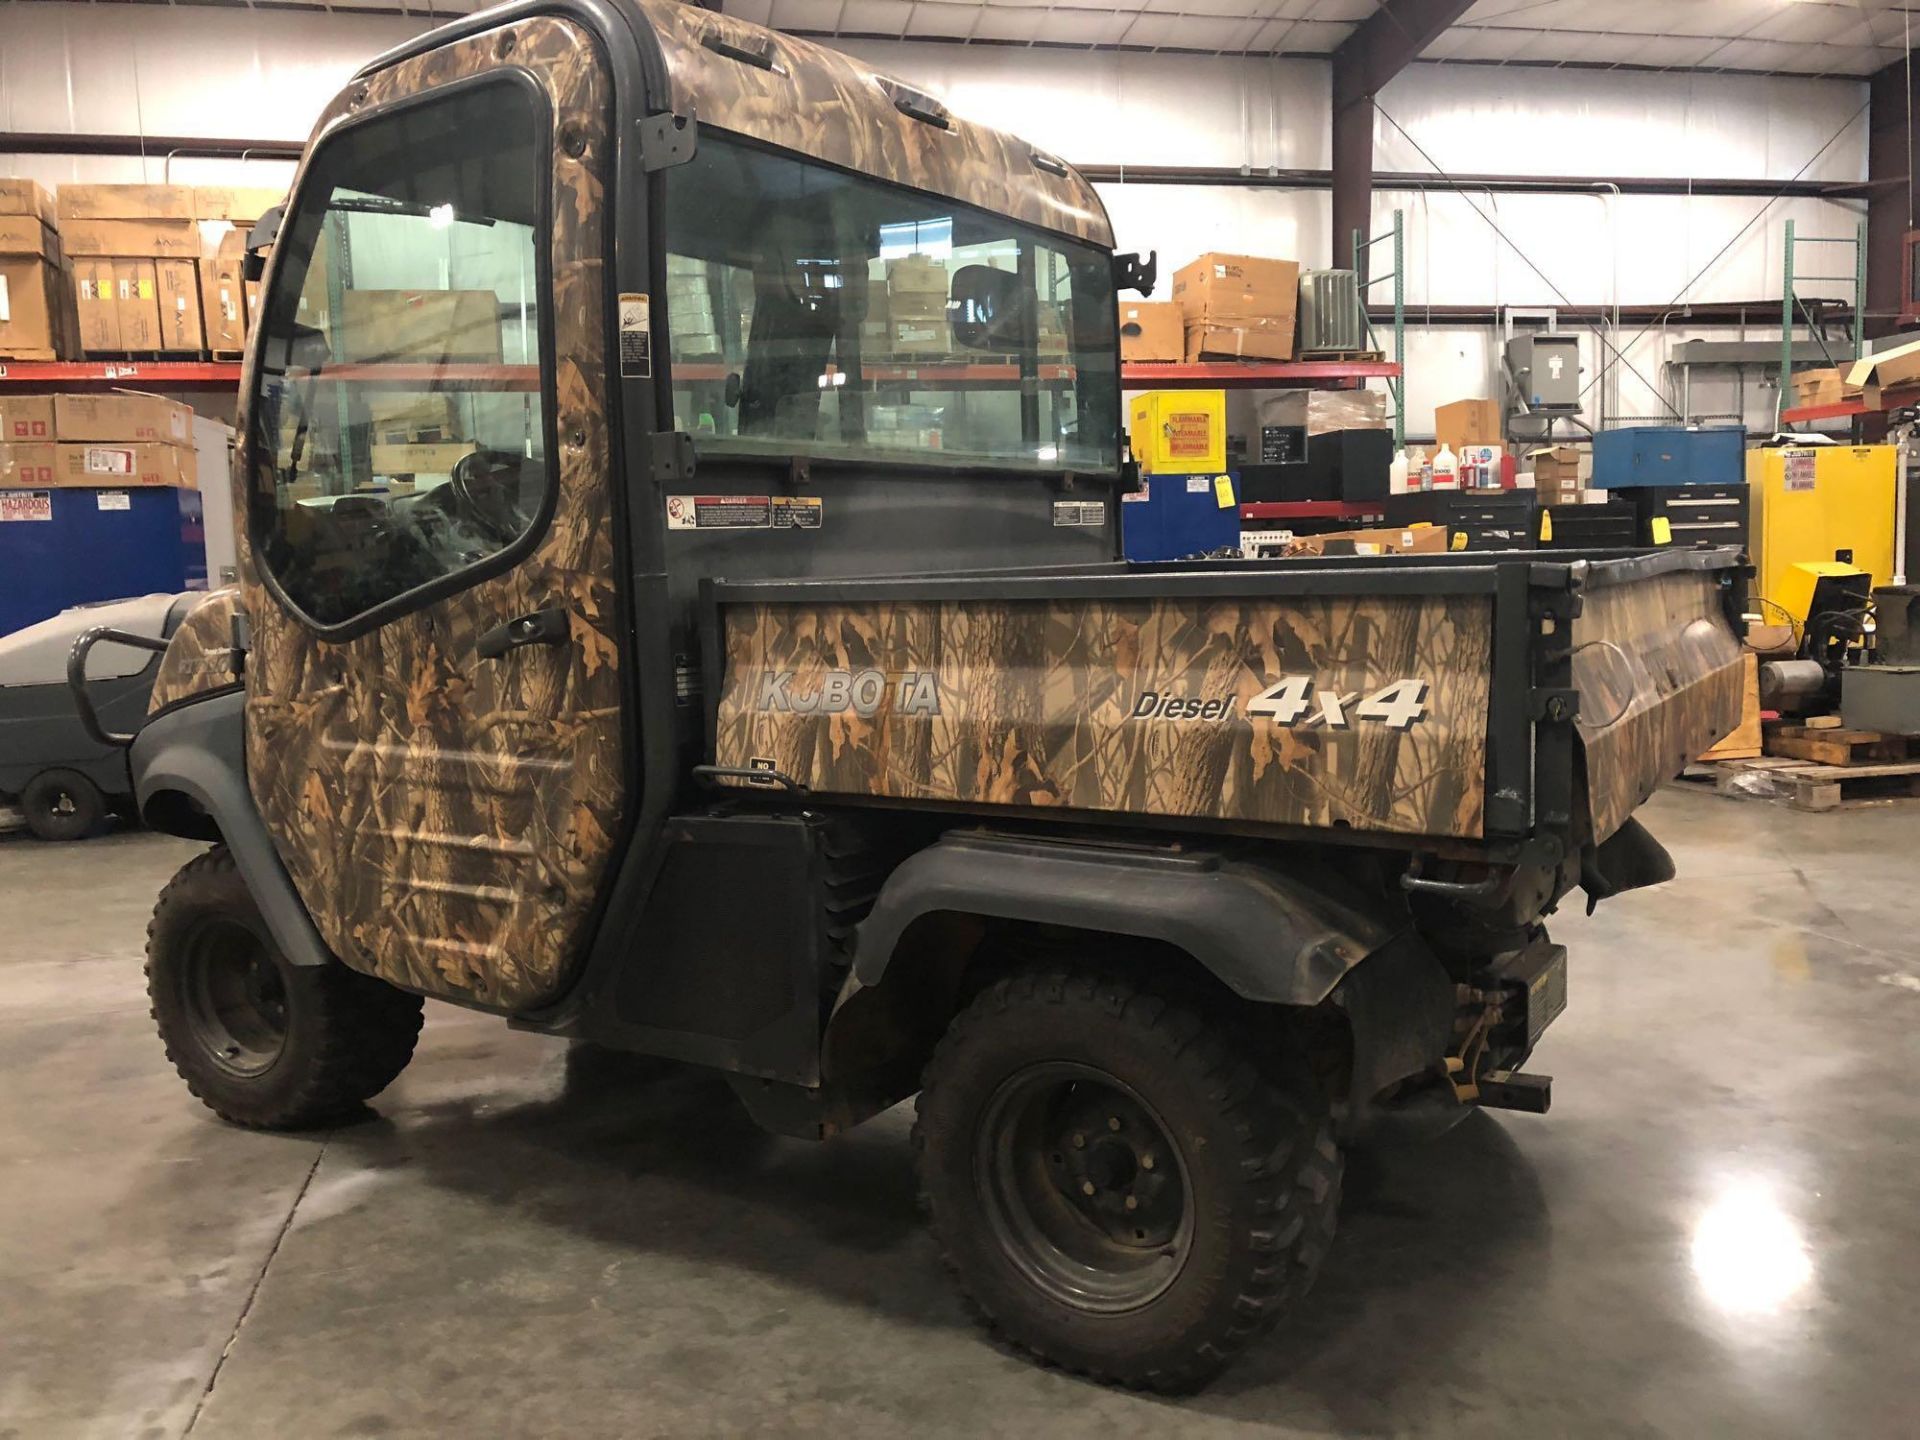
(1574, 568, 1744, 841)
(714, 592, 1493, 839)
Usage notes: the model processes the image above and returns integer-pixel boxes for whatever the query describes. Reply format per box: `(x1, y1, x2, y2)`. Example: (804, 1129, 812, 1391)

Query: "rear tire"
(914, 967, 1342, 1393)
(21, 768, 108, 842)
(146, 846, 425, 1129)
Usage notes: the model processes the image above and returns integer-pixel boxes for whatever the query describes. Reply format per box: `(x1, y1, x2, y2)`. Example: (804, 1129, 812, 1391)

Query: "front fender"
(852, 830, 1399, 1007)
(130, 691, 333, 968)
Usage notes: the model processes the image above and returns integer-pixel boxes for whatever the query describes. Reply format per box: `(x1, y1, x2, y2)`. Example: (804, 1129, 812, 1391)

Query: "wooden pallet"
(0, 348, 61, 363)
(1767, 724, 1909, 766)
(1677, 754, 1920, 811)
(209, 349, 245, 363)
(1297, 348, 1383, 362)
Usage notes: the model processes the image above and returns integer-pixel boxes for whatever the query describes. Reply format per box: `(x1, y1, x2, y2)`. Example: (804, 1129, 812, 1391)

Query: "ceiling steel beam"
(0, 132, 305, 161)
(1331, 0, 1476, 278)
(1865, 53, 1919, 338)
(1073, 163, 1868, 201)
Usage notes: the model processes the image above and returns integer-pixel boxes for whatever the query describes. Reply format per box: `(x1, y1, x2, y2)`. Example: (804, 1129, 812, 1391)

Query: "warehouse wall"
(0, 3, 1873, 434)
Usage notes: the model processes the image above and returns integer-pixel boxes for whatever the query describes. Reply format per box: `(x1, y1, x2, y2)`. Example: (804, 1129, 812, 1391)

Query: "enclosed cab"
(79, 0, 1747, 1392)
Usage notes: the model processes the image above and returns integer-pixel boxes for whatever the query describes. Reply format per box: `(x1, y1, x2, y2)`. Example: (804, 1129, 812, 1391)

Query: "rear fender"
(130, 691, 332, 968)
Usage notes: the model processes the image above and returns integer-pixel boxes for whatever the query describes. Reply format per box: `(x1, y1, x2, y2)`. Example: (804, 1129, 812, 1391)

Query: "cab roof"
(631, 0, 1111, 248)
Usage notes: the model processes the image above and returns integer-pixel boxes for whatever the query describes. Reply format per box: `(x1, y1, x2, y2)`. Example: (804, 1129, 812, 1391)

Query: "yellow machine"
(1748, 444, 1896, 613)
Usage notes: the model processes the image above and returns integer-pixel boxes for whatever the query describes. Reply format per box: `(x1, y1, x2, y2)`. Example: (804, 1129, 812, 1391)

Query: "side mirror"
(1114, 250, 1157, 297)
(243, 205, 283, 283)
(950, 264, 1029, 351)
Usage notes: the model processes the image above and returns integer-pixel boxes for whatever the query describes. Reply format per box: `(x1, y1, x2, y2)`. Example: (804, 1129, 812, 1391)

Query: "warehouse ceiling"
(34, 0, 1920, 77)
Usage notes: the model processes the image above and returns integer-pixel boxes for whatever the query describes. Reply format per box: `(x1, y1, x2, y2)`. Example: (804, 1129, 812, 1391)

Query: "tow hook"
(1473, 1070, 1553, 1114)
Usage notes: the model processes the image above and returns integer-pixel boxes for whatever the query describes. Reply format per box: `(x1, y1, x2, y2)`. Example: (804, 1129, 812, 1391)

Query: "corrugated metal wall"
(1, 3, 1873, 433)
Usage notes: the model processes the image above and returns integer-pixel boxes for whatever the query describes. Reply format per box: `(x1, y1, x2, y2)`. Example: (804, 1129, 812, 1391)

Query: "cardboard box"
(337, 290, 504, 363)
(56, 184, 196, 221)
(51, 441, 197, 489)
(366, 393, 459, 443)
(370, 441, 476, 476)
(55, 392, 194, 446)
(113, 259, 162, 352)
(192, 186, 286, 222)
(0, 396, 56, 441)
(1130, 389, 1227, 475)
(73, 259, 120, 353)
(1119, 302, 1183, 363)
(1182, 321, 1293, 363)
(1527, 444, 1583, 503)
(886, 319, 949, 356)
(198, 255, 247, 352)
(0, 441, 58, 487)
(1257, 389, 1389, 437)
(885, 254, 949, 297)
(1286, 524, 1447, 557)
(0, 214, 56, 256)
(1436, 398, 1503, 452)
(156, 260, 204, 351)
(1172, 253, 1300, 321)
(1, 249, 69, 359)
(0, 180, 57, 227)
(1845, 339, 1920, 408)
(58, 218, 201, 260)
(1791, 367, 1856, 409)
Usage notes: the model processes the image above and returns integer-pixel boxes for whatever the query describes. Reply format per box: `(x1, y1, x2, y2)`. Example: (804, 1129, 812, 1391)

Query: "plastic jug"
(1409, 446, 1430, 491)
(1389, 449, 1410, 495)
(1431, 443, 1459, 490)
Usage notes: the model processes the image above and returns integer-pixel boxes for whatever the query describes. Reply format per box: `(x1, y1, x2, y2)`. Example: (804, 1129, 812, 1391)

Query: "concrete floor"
(2, 790, 1917, 1439)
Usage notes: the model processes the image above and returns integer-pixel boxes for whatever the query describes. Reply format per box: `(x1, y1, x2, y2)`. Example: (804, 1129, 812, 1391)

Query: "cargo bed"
(703, 547, 1747, 863)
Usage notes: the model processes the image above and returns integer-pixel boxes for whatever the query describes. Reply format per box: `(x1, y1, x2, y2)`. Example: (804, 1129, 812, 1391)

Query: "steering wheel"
(448, 449, 532, 544)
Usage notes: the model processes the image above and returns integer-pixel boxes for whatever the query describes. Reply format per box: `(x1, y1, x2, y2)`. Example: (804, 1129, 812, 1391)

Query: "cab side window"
(249, 79, 552, 630)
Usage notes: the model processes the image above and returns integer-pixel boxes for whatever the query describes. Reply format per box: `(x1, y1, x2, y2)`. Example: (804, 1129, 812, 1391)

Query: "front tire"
(146, 847, 425, 1129)
(21, 768, 108, 841)
(914, 967, 1342, 1392)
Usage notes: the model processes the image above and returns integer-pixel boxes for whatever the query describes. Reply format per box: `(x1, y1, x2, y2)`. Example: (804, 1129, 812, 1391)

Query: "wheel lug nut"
(1124, 1195, 1138, 1211)
(1081, 1181, 1097, 1197)
(1071, 1133, 1086, 1149)
(1108, 1116, 1122, 1132)
(1140, 1153, 1155, 1171)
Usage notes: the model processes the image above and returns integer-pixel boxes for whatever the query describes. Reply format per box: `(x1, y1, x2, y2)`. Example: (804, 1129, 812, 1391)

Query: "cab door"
(237, 19, 625, 1012)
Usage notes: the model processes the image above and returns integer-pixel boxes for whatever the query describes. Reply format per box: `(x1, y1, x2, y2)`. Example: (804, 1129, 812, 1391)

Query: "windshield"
(664, 132, 1119, 474)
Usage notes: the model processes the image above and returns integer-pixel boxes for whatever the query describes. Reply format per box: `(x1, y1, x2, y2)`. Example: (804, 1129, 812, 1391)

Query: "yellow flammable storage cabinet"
(1747, 444, 1897, 611)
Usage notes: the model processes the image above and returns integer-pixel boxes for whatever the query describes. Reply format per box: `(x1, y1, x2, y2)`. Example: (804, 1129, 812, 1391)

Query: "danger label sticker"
(618, 292, 652, 379)
(1784, 449, 1817, 492)
(666, 495, 823, 531)
(0, 490, 53, 522)
(96, 490, 132, 511)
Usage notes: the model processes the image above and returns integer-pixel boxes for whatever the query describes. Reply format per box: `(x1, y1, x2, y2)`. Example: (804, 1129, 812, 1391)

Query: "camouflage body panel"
(1573, 568, 1744, 841)
(633, 0, 1113, 247)
(714, 593, 1493, 839)
(238, 17, 624, 1012)
(148, 588, 242, 714)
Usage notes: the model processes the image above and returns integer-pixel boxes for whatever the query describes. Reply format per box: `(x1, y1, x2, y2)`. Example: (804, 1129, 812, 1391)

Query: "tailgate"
(1572, 558, 1745, 841)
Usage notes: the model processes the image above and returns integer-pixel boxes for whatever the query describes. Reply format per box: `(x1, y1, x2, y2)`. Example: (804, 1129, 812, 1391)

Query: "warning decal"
(1052, 500, 1107, 527)
(1784, 449, 1817, 492)
(618, 292, 652, 379)
(96, 490, 132, 511)
(667, 495, 824, 531)
(1, 490, 53, 522)
(1166, 412, 1212, 458)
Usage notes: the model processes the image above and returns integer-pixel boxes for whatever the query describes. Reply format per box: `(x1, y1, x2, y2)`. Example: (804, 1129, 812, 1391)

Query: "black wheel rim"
(975, 1061, 1193, 1314)
(177, 917, 289, 1077)
(49, 788, 78, 818)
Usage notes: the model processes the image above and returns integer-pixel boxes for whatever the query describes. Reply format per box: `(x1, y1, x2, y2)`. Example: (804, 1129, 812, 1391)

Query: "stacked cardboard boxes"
(1118, 301, 1183, 363)
(57, 185, 202, 355)
(884, 254, 949, 357)
(1, 181, 79, 359)
(1172, 253, 1300, 362)
(194, 188, 280, 355)
(0, 391, 198, 490)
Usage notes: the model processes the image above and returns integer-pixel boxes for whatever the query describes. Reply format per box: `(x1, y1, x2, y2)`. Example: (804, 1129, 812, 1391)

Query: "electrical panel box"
(1506, 334, 1582, 410)
(1129, 390, 1226, 475)
(1747, 445, 1896, 614)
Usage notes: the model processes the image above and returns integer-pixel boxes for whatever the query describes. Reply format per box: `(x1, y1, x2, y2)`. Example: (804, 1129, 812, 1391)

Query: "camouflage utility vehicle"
(74, 0, 1747, 1391)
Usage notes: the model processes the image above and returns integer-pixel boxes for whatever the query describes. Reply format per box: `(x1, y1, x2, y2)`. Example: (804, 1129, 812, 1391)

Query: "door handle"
(477, 607, 571, 659)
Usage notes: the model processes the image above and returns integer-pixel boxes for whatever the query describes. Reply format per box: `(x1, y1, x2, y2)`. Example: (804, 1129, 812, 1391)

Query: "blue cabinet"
(1121, 473, 1241, 562)
(1591, 426, 1745, 490)
(0, 487, 206, 636)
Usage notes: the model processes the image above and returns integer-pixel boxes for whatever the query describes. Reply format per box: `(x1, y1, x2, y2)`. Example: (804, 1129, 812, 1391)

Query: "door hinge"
(650, 430, 698, 484)
(639, 110, 697, 172)
(228, 608, 252, 676)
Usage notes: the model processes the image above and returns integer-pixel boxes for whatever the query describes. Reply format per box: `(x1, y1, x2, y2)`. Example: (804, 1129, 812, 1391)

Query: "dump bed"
(704, 548, 1746, 860)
